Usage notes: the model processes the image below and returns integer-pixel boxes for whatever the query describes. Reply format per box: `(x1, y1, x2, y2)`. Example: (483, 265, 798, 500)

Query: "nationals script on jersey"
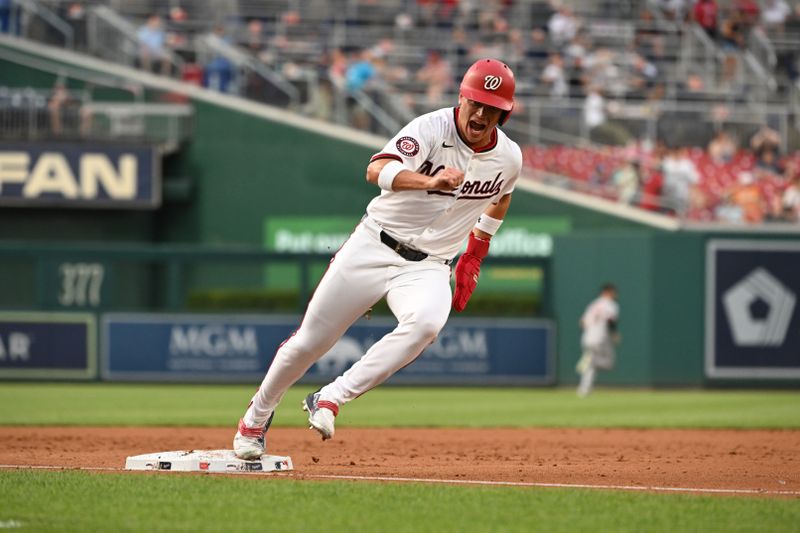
(367, 107, 523, 259)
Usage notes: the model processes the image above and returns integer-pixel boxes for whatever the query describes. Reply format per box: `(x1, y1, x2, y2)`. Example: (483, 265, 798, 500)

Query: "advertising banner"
(0, 312, 96, 379)
(705, 240, 800, 379)
(263, 215, 568, 292)
(0, 142, 160, 208)
(102, 314, 554, 385)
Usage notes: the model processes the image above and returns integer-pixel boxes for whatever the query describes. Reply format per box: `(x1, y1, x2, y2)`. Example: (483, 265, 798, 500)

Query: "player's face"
(457, 97, 503, 148)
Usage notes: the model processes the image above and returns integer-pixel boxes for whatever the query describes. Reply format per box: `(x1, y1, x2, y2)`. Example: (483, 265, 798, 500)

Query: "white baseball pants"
(243, 218, 452, 428)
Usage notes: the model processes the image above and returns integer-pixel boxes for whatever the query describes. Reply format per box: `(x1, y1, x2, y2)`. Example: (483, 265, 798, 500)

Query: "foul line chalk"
(305, 474, 800, 496)
(0, 464, 797, 497)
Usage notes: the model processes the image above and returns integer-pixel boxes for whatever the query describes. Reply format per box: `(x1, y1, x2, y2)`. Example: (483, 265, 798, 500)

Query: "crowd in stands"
(525, 124, 800, 223)
(3, 0, 800, 224)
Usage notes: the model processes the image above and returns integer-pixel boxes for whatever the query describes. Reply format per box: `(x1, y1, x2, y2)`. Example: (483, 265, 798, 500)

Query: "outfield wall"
(554, 231, 800, 387)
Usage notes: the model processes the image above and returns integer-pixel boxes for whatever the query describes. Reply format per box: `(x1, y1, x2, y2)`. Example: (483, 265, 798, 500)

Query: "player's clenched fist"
(428, 167, 464, 191)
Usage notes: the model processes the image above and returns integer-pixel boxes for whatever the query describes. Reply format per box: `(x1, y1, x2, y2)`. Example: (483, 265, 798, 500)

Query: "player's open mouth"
(468, 120, 487, 135)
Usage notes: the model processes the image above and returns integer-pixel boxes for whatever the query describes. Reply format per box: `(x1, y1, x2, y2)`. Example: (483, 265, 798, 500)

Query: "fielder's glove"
(452, 233, 490, 312)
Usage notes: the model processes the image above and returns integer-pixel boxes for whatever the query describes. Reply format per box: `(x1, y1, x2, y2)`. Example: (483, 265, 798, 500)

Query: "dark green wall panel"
(553, 232, 654, 386)
(650, 233, 706, 386)
(163, 101, 376, 245)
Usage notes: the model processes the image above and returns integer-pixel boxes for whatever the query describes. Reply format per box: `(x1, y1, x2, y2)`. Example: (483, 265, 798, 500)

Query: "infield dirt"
(1, 427, 798, 494)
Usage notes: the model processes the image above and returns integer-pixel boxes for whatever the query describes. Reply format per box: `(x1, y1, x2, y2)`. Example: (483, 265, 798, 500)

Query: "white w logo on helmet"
(483, 75, 502, 90)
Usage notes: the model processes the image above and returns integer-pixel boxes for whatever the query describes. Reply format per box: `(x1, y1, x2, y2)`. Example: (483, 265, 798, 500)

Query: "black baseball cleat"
(232, 412, 274, 460)
(302, 390, 338, 441)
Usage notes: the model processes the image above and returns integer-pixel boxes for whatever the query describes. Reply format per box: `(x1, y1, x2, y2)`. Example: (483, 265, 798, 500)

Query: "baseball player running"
(576, 283, 620, 398)
(234, 58, 522, 459)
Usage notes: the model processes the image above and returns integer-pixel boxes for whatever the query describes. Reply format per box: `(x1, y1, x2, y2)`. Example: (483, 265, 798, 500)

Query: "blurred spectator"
(242, 20, 273, 102)
(345, 49, 378, 93)
(548, 5, 580, 48)
(583, 85, 630, 146)
(734, 0, 761, 28)
(717, 11, 746, 93)
(782, 162, 800, 222)
(708, 130, 737, 164)
(137, 14, 170, 74)
(506, 28, 527, 64)
(416, 50, 453, 106)
(0, 0, 21, 35)
(613, 159, 642, 204)
(564, 32, 590, 67)
(583, 48, 625, 97)
(662, 146, 700, 216)
(750, 124, 781, 154)
(327, 48, 348, 89)
(526, 28, 550, 62)
(416, 0, 440, 27)
(626, 52, 659, 98)
(0, 0, 11, 34)
(719, 11, 746, 51)
(762, 0, 792, 30)
(639, 155, 665, 212)
(370, 38, 395, 62)
(203, 26, 235, 93)
(345, 49, 379, 130)
(243, 18, 269, 60)
(634, 9, 665, 60)
(449, 27, 471, 70)
(395, 11, 413, 31)
(476, 2, 507, 34)
(755, 146, 782, 174)
(62, 2, 88, 50)
(728, 171, 767, 223)
(165, 6, 190, 50)
(47, 80, 87, 138)
(47, 81, 72, 136)
(540, 52, 568, 99)
(692, 0, 718, 38)
(657, 0, 688, 21)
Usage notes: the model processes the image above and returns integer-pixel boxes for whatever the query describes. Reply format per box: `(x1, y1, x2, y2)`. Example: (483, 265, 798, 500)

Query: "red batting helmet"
(459, 58, 515, 125)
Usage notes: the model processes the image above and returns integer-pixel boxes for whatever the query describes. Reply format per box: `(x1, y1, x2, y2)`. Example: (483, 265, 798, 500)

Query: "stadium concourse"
(2, 0, 799, 224)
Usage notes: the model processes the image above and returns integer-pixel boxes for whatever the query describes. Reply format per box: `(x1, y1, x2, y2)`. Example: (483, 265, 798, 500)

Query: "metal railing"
(80, 102, 194, 150)
(748, 26, 778, 73)
(0, 87, 194, 148)
(679, 23, 719, 91)
(329, 81, 406, 137)
(194, 32, 300, 107)
(15, 0, 74, 48)
(0, 87, 89, 140)
(86, 5, 185, 76)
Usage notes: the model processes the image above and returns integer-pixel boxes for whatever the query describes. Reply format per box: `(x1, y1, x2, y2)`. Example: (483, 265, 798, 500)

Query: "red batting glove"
(452, 233, 490, 312)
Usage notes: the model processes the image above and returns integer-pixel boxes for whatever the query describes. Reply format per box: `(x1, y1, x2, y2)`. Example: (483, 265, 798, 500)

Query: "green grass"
(0, 384, 798, 428)
(1, 471, 798, 533)
(2, 385, 798, 532)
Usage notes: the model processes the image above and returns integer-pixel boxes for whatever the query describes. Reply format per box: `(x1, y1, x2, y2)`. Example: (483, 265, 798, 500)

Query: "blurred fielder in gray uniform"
(576, 283, 620, 398)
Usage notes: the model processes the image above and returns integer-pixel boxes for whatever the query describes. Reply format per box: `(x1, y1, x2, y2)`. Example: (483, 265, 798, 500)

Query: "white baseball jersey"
(581, 295, 619, 347)
(367, 107, 522, 259)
